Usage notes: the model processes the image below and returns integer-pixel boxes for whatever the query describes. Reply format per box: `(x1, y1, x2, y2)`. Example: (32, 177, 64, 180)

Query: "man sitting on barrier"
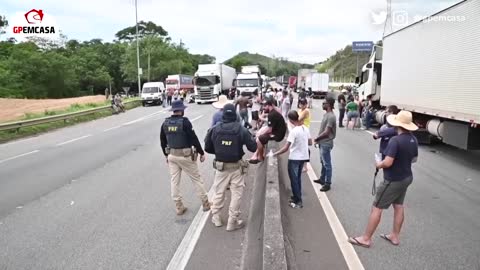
(249, 99, 287, 164)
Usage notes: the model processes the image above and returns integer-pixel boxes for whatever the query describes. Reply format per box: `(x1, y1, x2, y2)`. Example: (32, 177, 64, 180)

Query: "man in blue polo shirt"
(373, 105, 400, 159)
(349, 110, 418, 248)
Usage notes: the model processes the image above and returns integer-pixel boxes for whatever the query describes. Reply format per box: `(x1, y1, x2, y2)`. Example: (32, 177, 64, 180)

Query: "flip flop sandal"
(348, 237, 371, 248)
(380, 234, 399, 246)
(248, 159, 261, 164)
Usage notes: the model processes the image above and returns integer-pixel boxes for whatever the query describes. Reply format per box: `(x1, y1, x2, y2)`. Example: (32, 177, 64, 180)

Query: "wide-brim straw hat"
(212, 95, 233, 109)
(387, 110, 418, 131)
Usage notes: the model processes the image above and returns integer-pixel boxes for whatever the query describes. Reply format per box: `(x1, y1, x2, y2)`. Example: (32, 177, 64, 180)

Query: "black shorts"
(258, 133, 283, 145)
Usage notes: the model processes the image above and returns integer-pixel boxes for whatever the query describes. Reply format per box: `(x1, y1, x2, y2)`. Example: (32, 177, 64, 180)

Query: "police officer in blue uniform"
(204, 103, 257, 231)
(160, 100, 210, 215)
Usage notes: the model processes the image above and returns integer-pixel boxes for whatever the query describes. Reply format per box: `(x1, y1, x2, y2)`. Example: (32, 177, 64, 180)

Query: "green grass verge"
(17, 97, 140, 121)
(0, 100, 141, 144)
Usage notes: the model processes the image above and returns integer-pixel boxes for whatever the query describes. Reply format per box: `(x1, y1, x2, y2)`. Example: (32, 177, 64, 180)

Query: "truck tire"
(142, 101, 146, 107)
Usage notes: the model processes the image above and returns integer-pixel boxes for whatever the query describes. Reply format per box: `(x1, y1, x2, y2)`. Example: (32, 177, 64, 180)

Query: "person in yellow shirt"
(297, 99, 311, 172)
(298, 99, 311, 128)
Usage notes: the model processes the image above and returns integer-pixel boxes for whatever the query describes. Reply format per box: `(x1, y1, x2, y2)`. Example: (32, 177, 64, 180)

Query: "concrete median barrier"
(240, 141, 287, 270)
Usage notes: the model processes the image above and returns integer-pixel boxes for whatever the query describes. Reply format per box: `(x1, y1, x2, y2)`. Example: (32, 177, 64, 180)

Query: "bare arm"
(315, 126, 332, 142)
(376, 156, 394, 169)
(274, 142, 291, 156)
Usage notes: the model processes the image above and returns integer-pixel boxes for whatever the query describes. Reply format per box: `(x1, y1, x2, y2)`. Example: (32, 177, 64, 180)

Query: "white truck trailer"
(297, 69, 318, 92)
(308, 73, 330, 99)
(356, 0, 480, 150)
(193, 64, 236, 103)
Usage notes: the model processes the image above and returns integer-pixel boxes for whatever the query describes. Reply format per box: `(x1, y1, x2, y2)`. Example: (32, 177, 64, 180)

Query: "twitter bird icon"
(371, 11, 387, 25)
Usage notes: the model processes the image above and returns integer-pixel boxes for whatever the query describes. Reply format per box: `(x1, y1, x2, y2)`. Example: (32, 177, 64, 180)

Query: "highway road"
(306, 99, 480, 270)
(0, 97, 479, 270)
(0, 104, 217, 269)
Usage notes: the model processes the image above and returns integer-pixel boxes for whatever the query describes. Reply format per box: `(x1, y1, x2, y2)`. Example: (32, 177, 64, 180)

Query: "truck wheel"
(142, 101, 146, 107)
(196, 102, 201, 105)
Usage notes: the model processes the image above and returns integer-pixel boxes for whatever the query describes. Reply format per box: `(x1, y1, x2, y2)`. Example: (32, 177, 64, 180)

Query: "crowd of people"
(160, 86, 420, 249)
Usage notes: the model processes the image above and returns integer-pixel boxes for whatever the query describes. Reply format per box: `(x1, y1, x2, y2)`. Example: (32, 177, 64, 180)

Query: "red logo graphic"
(24, 9, 44, 24)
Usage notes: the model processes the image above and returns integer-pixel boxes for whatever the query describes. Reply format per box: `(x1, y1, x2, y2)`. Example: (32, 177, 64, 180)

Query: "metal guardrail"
(0, 100, 141, 132)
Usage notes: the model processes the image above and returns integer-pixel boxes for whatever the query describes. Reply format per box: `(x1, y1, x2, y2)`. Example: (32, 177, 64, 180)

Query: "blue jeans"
(319, 145, 333, 185)
(288, 160, 306, 204)
(364, 110, 373, 129)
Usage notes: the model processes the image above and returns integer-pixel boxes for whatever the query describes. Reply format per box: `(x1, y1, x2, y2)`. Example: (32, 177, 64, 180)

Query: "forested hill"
(0, 18, 215, 99)
(224, 52, 314, 77)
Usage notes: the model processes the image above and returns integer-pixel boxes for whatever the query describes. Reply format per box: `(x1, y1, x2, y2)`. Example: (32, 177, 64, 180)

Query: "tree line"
(224, 52, 314, 77)
(0, 18, 215, 99)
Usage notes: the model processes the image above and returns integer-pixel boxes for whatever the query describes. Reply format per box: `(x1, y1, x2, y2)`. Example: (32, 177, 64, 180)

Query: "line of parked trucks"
(141, 64, 331, 107)
(140, 62, 335, 107)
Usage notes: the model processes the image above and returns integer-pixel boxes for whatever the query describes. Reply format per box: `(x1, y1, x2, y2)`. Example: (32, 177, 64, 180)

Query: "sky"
(1, 0, 460, 64)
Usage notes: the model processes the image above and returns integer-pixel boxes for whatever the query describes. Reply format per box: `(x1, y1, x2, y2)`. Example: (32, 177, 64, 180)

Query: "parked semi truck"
(234, 65, 263, 98)
(193, 64, 236, 103)
(356, 0, 480, 150)
(165, 74, 194, 93)
(307, 73, 329, 99)
(288, 76, 297, 89)
(297, 69, 317, 91)
(276, 75, 289, 87)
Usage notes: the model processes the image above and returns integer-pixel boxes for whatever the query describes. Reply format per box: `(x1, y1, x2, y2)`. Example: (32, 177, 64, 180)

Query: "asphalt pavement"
(1, 96, 479, 270)
(0, 103, 218, 269)
(306, 98, 480, 270)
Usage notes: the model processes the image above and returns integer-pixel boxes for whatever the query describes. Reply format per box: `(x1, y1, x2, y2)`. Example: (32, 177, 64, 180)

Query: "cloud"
(1, 0, 461, 64)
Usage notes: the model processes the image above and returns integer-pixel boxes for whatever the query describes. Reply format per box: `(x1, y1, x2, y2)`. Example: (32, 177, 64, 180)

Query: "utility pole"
(147, 51, 151, 82)
(135, 0, 142, 95)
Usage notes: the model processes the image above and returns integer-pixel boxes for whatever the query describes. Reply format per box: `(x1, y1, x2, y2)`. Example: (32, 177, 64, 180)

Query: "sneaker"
(211, 214, 223, 227)
(320, 184, 331, 192)
(289, 202, 303, 209)
(313, 179, 325, 185)
(175, 201, 187, 215)
(202, 199, 211, 212)
(226, 219, 245, 231)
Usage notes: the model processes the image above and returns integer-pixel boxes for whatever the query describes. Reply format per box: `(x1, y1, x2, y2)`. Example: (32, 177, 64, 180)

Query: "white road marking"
(70, 201, 75, 206)
(306, 163, 365, 270)
(103, 126, 122, 132)
(56, 135, 92, 146)
(311, 120, 322, 123)
(122, 110, 165, 126)
(0, 136, 37, 148)
(0, 150, 40, 165)
(365, 130, 375, 135)
(191, 115, 204, 122)
(166, 187, 214, 270)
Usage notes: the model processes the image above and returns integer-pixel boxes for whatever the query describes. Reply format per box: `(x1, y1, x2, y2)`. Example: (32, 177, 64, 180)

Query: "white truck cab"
(141, 82, 165, 106)
(356, 46, 383, 103)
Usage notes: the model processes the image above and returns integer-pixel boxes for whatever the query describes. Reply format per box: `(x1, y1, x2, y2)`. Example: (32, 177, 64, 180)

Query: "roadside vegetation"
(0, 100, 141, 143)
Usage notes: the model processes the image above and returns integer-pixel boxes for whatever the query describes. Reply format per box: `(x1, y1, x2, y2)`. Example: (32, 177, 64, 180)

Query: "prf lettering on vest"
(221, 141, 232, 146)
(168, 126, 178, 132)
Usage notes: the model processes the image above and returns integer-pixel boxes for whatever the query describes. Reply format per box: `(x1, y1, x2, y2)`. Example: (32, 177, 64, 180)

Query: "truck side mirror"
(366, 63, 372, 69)
(232, 79, 237, 86)
(355, 77, 360, 84)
